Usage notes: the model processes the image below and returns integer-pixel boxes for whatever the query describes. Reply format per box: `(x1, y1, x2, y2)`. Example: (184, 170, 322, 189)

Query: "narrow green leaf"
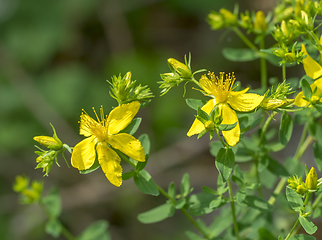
(313, 142, 322, 172)
(41, 188, 61, 218)
(232, 164, 244, 188)
(186, 99, 207, 110)
(137, 203, 175, 224)
(202, 186, 219, 195)
(135, 134, 150, 171)
(299, 215, 317, 235)
(122, 171, 135, 180)
(209, 196, 221, 209)
(181, 173, 190, 197)
(175, 198, 186, 209)
(197, 106, 209, 123)
(279, 111, 293, 145)
(45, 219, 62, 238)
(286, 188, 303, 213)
(188, 193, 215, 216)
(258, 227, 276, 240)
(242, 195, 273, 212)
(301, 79, 313, 99)
(289, 234, 316, 240)
(79, 158, 100, 174)
(185, 231, 206, 240)
(267, 157, 290, 177)
(222, 48, 259, 62)
(134, 170, 159, 196)
(78, 220, 111, 240)
(168, 182, 176, 199)
(218, 122, 237, 131)
(215, 147, 235, 182)
(120, 118, 141, 135)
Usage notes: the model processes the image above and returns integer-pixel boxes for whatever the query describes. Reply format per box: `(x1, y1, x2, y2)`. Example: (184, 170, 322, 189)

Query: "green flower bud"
(254, 11, 267, 33)
(208, 11, 225, 30)
(285, 52, 296, 62)
(204, 121, 215, 131)
(296, 184, 307, 195)
(13, 176, 29, 193)
(220, 9, 237, 26)
(306, 167, 318, 190)
(167, 58, 192, 79)
(33, 136, 63, 150)
(311, 95, 321, 104)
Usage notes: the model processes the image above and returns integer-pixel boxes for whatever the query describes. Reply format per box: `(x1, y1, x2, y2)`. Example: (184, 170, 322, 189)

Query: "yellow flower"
(294, 43, 322, 107)
(187, 72, 264, 146)
(71, 101, 145, 187)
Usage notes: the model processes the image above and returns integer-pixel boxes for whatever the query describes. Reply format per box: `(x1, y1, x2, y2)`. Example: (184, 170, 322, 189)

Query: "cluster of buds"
(260, 80, 294, 110)
(159, 54, 204, 96)
(34, 124, 71, 176)
(288, 167, 322, 195)
(208, 8, 238, 30)
(108, 72, 154, 105)
(273, 20, 300, 44)
(272, 42, 305, 64)
(13, 176, 43, 204)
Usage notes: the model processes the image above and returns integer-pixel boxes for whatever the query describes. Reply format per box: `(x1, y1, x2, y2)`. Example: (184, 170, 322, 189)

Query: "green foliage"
(137, 203, 176, 224)
(215, 147, 235, 182)
(134, 170, 159, 196)
(78, 220, 111, 240)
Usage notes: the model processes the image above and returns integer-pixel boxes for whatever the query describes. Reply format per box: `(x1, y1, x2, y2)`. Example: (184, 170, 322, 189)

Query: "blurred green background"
(0, 0, 293, 239)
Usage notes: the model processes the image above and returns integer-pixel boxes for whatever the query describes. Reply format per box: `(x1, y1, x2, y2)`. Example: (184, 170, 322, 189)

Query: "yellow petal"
(227, 92, 264, 112)
(199, 74, 216, 95)
(108, 101, 140, 135)
(71, 136, 96, 170)
(96, 141, 122, 187)
(79, 113, 96, 137)
(108, 133, 145, 162)
(229, 87, 249, 96)
(294, 91, 309, 107)
(302, 44, 322, 79)
(220, 104, 240, 146)
(187, 99, 216, 136)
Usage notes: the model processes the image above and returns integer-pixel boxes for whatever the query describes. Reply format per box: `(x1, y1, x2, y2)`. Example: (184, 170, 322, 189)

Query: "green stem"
(215, 129, 227, 147)
(268, 123, 313, 205)
(61, 225, 78, 240)
(282, 62, 286, 81)
(157, 185, 210, 239)
(232, 27, 258, 52)
(260, 38, 267, 89)
(259, 112, 278, 145)
(228, 178, 240, 240)
(284, 193, 310, 240)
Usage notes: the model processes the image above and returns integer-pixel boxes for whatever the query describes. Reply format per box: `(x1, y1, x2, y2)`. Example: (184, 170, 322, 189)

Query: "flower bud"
(220, 9, 237, 26)
(296, 184, 307, 195)
(167, 58, 192, 79)
(13, 176, 29, 193)
(33, 136, 63, 150)
(254, 11, 267, 33)
(311, 95, 321, 104)
(306, 167, 318, 190)
(204, 121, 215, 131)
(285, 52, 296, 62)
(208, 11, 225, 30)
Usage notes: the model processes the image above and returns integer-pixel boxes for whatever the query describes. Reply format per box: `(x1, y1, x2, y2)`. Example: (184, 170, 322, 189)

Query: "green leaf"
(232, 164, 244, 188)
(133, 170, 159, 196)
(80, 158, 100, 174)
(186, 98, 207, 110)
(137, 202, 175, 224)
(188, 193, 215, 216)
(299, 215, 317, 235)
(267, 157, 290, 177)
(286, 188, 303, 213)
(279, 111, 293, 145)
(120, 118, 141, 135)
(222, 48, 259, 62)
(301, 79, 313, 99)
(202, 186, 219, 195)
(236, 190, 246, 203)
(258, 227, 276, 240)
(185, 231, 206, 240)
(41, 188, 61, 218)
(215, 147, 235, 182)
(197, 106, 209, 123)
(209, 196, 222, 209)
(122, 171, 135, 180)
(136, 134, 150, 171)
(242, 195, 273, 212)
(168, 182, 176, 199)
(313, 142, 322, 173)
(78, 220, 111, 240)
(289, 234, 316, 240)
(218, 122, 237, 131)
(181, 173, 190, 197)
(45, 219, 62, 238)
(175, 198, 186, 209)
